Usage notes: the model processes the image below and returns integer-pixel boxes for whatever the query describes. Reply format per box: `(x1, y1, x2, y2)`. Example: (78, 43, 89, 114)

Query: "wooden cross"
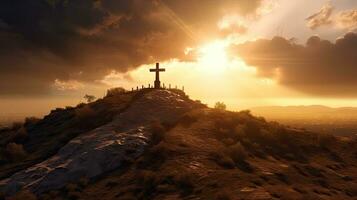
(150, 63, 165, 89)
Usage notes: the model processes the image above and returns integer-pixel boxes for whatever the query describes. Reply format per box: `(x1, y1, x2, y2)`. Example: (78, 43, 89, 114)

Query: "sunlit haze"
(0, 0, 357, 121)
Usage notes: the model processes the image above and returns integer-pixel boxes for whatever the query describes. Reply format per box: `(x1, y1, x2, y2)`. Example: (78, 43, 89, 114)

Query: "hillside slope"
(0, 89, 356, 200)
(77, 109, 356, 200)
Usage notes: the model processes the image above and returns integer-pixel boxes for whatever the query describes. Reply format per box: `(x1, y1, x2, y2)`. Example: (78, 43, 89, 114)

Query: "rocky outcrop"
(0, 90, 202, 195)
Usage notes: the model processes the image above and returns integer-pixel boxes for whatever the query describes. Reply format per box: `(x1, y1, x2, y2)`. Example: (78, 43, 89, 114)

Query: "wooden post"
(169, 84, 171, 89)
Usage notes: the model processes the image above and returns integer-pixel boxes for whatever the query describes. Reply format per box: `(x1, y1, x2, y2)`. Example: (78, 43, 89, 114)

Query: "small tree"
(214, 102, 226, 110)
(83, 94, 96, 103)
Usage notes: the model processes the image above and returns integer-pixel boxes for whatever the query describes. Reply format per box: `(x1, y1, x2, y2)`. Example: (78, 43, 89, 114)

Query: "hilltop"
(0, 89, 356, 200)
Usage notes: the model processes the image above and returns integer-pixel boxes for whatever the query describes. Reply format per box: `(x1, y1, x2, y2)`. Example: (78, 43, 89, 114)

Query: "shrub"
(76, 102, 86, 108)
(244, 120, 262, 141)
(150, 122, 166, 145)
(137, 170, 159, 197)
(137, 142, 171, 170)
(24, 117, 40, 126)
(78, 177, 89, 187)
(106, 87, 126, 97)
(174, 173, 195, 195)
(317, 133, 335, 148)
(75, 105, 96, 120)
(66, 183, 78, 193)
(13, 126, 28, 143)
(67, 191, 81, 200)
(227, 142, 248, 163)
(274, 127, 291, 143)
(8, 190, 37, 200)
(214, 102, 226, 110)
(233, 124, 246, 139)
(178, 113, 198, 127)
(221, 138, 236, 146)
(215, 191, 233, 200)
(210, 151, 235, 169)
(5, 142, 27, 162)
(11, 122, 23, 130)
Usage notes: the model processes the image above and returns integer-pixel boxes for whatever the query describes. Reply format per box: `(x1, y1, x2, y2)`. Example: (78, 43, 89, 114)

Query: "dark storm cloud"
(0, 0, 262, 95)
(232, 32, 357, 96)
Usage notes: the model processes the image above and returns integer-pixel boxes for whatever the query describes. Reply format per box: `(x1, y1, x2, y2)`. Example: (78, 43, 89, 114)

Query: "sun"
(198, 40, 229, 73)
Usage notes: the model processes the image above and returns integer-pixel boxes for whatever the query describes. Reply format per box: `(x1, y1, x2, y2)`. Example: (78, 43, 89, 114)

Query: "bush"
(221, 138, 236, 146)
(5, 142, 27, 162)
(215, 191, 233, 200)
(137, 170, 159, 197)
(75, 105, 96, 120)
(214, 102, 226, 110)
(227, 142, 248, 163)
(13, 126, 28, 143)
(317, 134, 335, 148)
(210, 151, 235, 169)
(24, 117, 40, 126)
(174, 173, 195, 195)
(8, 190, 37, 200)
(106, 87, 126, 97)
(150, 122, 166, 145)
(78, 177, 89, 187)
(11, 122, 23, 130)
(76, 102, 86, 108)
(65, 183, 78, 193)
(178, 113, 198, 127)
(244, 120, 262, 140)
(137, 142, 171, 170)
(233, 124, 246, 139)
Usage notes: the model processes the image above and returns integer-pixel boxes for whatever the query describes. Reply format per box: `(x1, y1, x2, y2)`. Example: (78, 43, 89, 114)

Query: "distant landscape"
(251, 105, 357, 137)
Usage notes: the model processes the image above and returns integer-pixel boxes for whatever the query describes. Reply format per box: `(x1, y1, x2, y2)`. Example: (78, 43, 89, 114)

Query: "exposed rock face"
(0, 90, 202, 195)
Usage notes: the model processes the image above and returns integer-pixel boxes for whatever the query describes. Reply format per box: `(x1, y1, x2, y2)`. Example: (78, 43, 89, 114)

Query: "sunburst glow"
(197, 40, 229, 73)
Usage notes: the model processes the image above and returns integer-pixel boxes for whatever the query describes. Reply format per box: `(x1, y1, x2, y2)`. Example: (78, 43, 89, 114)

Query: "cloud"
(53, 79, 84, 91)
(0, 0, 263, 96)
(336, 9, 357, 30)
(306, 2, 334, 30)
(231, 32, 357, 96)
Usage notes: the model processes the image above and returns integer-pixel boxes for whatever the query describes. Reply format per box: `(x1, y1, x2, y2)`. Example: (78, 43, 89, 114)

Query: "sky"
(0, 0, 357, 118)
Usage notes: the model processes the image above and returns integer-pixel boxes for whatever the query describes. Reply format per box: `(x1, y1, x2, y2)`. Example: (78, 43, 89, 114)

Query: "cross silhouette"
(150, 63, 165, 89)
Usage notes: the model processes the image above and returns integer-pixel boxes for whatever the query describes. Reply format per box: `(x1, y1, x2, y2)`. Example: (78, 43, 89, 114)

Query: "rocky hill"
(0, 89, 356, 200)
